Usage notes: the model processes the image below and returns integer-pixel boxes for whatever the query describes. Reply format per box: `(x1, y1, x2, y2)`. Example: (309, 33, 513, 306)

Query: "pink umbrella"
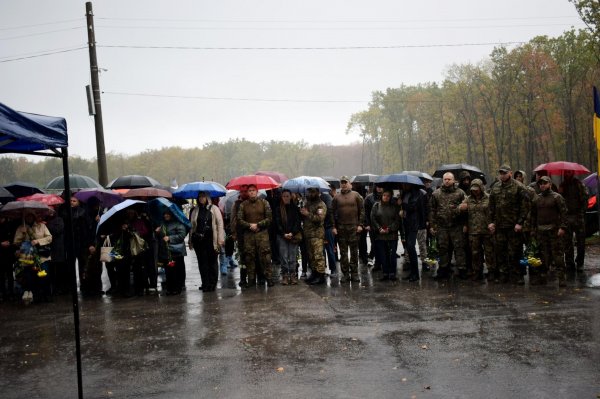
(533, 161, 590, 176)
(17, 193, 64, 206)
(226, 175, 280, 190)
(255, 170, 288, 183)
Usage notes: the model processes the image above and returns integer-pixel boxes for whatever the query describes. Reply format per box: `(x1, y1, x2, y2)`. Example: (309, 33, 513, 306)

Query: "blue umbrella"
(172, 181, 227, 199)
(96, 199, 146, 235)
(376, 174, 425, 187)
(148, 197, 191, 232)
(401, 170, 434, 182)
(282, 176, 331, 194)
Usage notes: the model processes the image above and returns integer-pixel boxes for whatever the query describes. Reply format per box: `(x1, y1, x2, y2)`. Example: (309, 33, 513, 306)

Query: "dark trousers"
(0, 259, 14, 298)
(405, 229, 419, 277)
(324, 227, 336, 272)
(374, 239, 398, 277)
(193, 238, 218, 289)
(164, 255, 185, 293)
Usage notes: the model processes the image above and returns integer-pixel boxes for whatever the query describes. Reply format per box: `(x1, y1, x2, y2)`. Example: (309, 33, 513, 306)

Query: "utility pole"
(86, 1, 108, 186)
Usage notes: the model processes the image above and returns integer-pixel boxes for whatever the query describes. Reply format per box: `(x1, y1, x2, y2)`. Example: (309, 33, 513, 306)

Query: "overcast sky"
(0, 0, 585, 159)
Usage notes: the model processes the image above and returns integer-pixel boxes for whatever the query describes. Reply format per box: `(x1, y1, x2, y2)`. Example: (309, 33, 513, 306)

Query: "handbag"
(130, 232, 148, 256)
(36, 245, 52, 257)
(100, 236, 114, 263)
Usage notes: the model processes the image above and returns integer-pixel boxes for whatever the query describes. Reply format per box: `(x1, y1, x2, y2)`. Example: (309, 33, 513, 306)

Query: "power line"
(103, 90, 446, 104)
(0, 18, 82, 31)
(96, 15, 580, 23)
(99, 41, 526, 51)
(0, 26, 85, 41)
(94, 23, 583, 32)
(0, 46, 87, 63)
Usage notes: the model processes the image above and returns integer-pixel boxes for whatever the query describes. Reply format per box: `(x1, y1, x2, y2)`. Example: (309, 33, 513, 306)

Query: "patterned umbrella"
(17, 193, 64, 206)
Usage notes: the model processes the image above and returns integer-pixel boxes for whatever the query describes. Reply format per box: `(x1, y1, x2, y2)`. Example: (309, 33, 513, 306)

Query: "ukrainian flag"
(595, 86, 600, 149)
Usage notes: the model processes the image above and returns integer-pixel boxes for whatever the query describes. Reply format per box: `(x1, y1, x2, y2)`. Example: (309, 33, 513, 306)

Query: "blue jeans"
(219, 246, 227, 274)
(324, 227, 336, 273)
(374, 240, 398, 277)
(277, 235, 298, 275)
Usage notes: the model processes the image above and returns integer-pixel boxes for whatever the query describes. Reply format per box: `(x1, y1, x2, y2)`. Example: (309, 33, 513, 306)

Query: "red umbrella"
(17, 193, 64, 206)
(226, 175, 280, 190)
(533, 161, 590, 176)
(255, 170, 288, 183)
(123, 187, 172, 199)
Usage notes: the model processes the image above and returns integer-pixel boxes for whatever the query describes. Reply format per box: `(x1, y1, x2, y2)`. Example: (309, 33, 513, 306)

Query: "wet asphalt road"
(1, 245, 600, 399)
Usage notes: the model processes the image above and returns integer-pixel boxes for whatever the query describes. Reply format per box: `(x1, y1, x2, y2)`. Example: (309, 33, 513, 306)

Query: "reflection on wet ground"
(1, 244, 599, 398)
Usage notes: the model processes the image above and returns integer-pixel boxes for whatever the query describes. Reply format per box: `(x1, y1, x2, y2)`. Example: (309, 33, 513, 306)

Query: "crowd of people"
(0, 163, 590, 304)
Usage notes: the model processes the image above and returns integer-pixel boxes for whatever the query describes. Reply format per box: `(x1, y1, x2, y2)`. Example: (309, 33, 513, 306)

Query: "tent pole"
(62, 148, 84, 399)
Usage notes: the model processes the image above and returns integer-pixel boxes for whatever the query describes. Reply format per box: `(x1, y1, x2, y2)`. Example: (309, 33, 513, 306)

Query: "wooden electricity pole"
(86, 1, 108, 186)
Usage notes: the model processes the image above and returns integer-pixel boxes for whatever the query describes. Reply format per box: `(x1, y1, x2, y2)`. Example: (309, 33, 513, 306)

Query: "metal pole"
(62, 148, 84, 399)
(86, 1, 108, 186)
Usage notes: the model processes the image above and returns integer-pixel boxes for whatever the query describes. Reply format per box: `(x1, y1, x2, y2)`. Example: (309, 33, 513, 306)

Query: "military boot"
(239, 268, 248, 288)
(245, 272, 256, 288)
(308, 272, 326, 285)
(290, 273, 298, 285)
(281, 274, 289, 286)
(305, 271, 318, 284)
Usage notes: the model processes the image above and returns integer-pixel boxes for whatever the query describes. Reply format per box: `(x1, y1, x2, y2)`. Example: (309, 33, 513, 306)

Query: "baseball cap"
(498, 164, 512, 173)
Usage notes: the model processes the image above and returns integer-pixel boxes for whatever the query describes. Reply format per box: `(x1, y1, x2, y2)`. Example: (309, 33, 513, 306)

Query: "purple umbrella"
(74, 188, 124, 209)
(583, 173, 598, 194)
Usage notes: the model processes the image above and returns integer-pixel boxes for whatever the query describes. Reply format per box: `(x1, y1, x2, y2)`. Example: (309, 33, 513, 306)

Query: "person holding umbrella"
(156, 210, 188, 295)
(189, 192, 225, 292)
(13, 210, 52, 303)
(370, 189, 401, 281)
(400, 184, 427, 282)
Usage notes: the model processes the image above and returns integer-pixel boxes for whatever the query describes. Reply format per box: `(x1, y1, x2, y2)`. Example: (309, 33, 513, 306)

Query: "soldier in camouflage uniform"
(429, 172, 467, 279)
(332, 176, 365, 283)
(301, 187, 328, 285)
(488, 164, 530, 284)
(459, 179, 494, 282)
(558, 170, 588, 273)
(237, 184, 273, 288)
(531, 176, 568, 287)
(231, 185, 249, 287)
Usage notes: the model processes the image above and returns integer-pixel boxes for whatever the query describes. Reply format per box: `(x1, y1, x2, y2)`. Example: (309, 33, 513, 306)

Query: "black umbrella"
(433, 163, 486, 184)
(107, 175, 162, 189)
(321, 176, 341, 189)
(351, 174, 379, 184)
(0, 186, 15, 203)
(2, 181, 44, 198)
(45, 174, 103, 191)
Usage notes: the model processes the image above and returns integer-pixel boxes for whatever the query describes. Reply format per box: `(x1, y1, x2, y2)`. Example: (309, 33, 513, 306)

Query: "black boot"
(305, 271, 318, 284)
(239, 268, 247, 288)
(308, 272, 326, 285)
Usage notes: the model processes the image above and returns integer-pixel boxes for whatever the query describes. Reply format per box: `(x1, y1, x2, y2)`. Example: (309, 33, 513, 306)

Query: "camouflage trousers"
(437, 226, 466, 271)
(468, 234, 494, 275)
(306, 237, 326, 274)
(494, 227, 523, 276)
(417, 229, 427, 261)
(243, 230, 272, 280)
(563, 214, 585, 270)
(537, 228, 565, 276)
(337, 225, 359, 276)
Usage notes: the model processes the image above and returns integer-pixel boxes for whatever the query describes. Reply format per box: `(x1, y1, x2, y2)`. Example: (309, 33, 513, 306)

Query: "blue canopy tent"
(0, 102, 83, 398)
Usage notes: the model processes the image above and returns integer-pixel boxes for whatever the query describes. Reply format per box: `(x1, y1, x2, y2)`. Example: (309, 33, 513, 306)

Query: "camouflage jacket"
(462, 181, 491, 235)
(429, 185, 466, 229)
(531, 190, 568, 231)
(488, 177, 529, 228)
(302, 199, 327, 239)
(237, 198, 272, 232)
